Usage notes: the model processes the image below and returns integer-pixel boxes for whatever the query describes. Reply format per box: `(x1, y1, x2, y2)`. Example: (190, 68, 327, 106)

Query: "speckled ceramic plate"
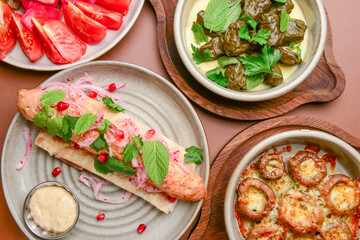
(3, 1, 144, 71)
(1, 61, 209, 240)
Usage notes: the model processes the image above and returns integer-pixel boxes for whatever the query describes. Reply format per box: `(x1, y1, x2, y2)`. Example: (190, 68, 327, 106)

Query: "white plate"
(3, 1, 144, 71)
(1, 61, 209, 239)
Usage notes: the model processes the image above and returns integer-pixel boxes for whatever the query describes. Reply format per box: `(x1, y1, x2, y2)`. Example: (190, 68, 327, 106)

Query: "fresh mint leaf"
(59, 113, 78, 143)
(192, 23, 209, 44)
(238, 25, 251, 42)
(246, 74, 264, 89)
(73, 113, 97, 136)
(90, 133, 109, 152)
(280, 8, 290, 32)
(206, 67, 228, 87)
(96, 119, 113, 133)
(123, 142, 140, 164)
(274, 0, 287, 3)
(218, 56, 238, 68)
(191, 44, 212, 64)
(252, 29, 271, 45)
(289, 42, 296, 49)
(295, 43, 302, 58)
(47, 115, 63, 136)
(239, 45, 282, 77)
(240, 14, 258, 30)
(34, 107, 53, 128)
(40, 90, 66, 107)
(94, 156, 137, 176)
(131, 135, 144, 148)
(184, 146, 204, 165)
(142, 140, 170, 185)
(203, 0, 229, 33)
(102, 97, 125, 112)
(222, 0, 242, 32)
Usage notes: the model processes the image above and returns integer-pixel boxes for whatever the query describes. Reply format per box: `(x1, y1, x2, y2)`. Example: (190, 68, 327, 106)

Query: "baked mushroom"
(278, 189, 324, 235)
(237, 178, 276, 221)
(289, 150, 327, 186)
(247, 221, 285, 240)
(257, 153, 285, 180)
(321, 174, 360, 215)
(321, 219, 354, 240)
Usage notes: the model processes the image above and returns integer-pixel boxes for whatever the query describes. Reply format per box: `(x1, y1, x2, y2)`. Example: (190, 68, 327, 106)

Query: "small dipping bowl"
(23, 181, 80, 239)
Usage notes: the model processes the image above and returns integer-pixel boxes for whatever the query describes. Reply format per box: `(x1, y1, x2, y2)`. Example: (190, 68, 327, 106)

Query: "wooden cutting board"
(149, 0, 345, 120)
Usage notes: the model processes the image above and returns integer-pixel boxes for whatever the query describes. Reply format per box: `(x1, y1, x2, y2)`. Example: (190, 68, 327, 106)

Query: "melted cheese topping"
(269, 174, 295, 197)
(330, 183, 357, 212)
(245, 186, 267, 212)
(185, 0, 309, 91)
(299, 159, 318, 177)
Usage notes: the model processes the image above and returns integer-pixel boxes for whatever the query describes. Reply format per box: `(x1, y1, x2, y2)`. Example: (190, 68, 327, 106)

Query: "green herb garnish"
(184, 146, 204, 164)
(59, 113, 79, 143)
(246, 74, 264, 89)
(73, 113, 97, 136)
(46, 115, 63, 136)
(142, 140, 170, 185)
(206, 67, 228, 87)
(96, 119, 113, 133)
(280, 8, 290, 32)
(218, 56, 238, 68)
(240, 13, 258, 30)
(191, 44, 212, 64)
(94, 156, 137, 176)
(274, 0, 287, 3)
(192, 22, 209, 44)
(123, 142, 140, 163)
(102, 97, 125, 113)
(290, 42, 302, 59)
(90, 133, 109, 152)
(238, 14, 271, 45)
(222, 0, 242, 32)
(203, 0, 229, 33)
(39, 90, 66, 107)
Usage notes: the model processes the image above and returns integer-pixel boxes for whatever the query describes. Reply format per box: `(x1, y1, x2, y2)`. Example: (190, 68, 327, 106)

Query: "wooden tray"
(149, 0, 345, 120)
(187, 116, 360, 239)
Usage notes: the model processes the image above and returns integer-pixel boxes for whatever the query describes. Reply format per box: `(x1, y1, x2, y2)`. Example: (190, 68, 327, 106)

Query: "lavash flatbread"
(35, 130, 176, 213)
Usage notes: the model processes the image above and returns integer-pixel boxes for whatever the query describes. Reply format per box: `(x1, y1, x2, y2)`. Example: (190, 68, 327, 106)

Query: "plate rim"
(1, 60, 210, 239)
(2, 0, 145, 71)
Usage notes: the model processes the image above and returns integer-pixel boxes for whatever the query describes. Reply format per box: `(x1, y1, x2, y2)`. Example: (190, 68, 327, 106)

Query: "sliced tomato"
(42, 19, 87, 63)
(95, 0, 131, 15)
(12, 13, 43, 62)
(64, 3, 107, 44)
(32, 17, 68, 64)
(0, 2, 16, 53)
(75, 1, 123, 30)
(33, 0, 58, 6)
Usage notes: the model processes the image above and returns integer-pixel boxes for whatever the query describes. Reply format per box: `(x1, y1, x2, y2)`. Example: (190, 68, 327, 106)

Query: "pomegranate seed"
(88, 91, 97, 98)
(96, 213, 105, 221)
(57, 101, 69, 111)
(108, 83, 116, 91)
(52, 167, 61, 177)
(146, 129, 155, 138)
(137, 224, 146, 233)
(98, 154, 108, 163)
(116, 130, 125, 140)
(167, 196, 177, 202)
(74, 143, 81, 149)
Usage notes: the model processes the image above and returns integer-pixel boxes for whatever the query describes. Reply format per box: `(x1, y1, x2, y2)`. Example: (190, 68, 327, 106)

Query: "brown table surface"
(1, 0, 359, 239)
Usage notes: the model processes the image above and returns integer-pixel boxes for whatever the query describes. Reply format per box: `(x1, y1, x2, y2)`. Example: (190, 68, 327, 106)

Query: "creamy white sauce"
(30, 186, 78, 233)
(185, 0, 309, 91)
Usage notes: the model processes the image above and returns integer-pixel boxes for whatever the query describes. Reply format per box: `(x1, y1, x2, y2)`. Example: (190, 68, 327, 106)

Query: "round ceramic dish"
(174, 0, 327, 102)
(224, 130, 360, 239)
(3, 0, 144, 71)
(23, 181, 80, 239)
(2, 61, 209, 239)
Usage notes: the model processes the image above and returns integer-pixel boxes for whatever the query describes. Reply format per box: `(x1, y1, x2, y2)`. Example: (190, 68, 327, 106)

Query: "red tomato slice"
(75, 1, 123, 30)
(12, 13, 43, 62)
(32, 17, 68, 64)
(33, 0, 58, 7)
(0, 2, 16, 53)
(64, 3, 107, 44)
(42, 19, 87, 63)
(96, 0, 131, 15)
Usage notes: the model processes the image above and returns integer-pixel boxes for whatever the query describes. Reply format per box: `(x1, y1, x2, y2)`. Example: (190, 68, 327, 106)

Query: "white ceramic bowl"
(224, 130, 360, 239)
(174, 0, 327, 102)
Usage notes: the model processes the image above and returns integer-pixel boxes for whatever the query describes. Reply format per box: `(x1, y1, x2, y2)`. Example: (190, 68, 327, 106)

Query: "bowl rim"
(223, 129, 360, 240)
(174, 0, 328, 102)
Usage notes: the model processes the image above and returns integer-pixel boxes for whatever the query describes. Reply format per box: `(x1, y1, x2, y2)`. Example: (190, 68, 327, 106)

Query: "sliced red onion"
(131, 158, 139, 168)
(79, 174, 132, 204)
(74, 73, 96, 86)
(101, 82, 126, 90)
(77, 137, 97, 148)
(169, 150, 189, 174)
(16, 127, 32, 170)
(55, 156, 83, 170)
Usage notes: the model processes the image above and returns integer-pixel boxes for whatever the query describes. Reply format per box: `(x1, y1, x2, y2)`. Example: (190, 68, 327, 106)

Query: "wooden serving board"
(148, 0, 345, 120)
(187, 116, 360, 239)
